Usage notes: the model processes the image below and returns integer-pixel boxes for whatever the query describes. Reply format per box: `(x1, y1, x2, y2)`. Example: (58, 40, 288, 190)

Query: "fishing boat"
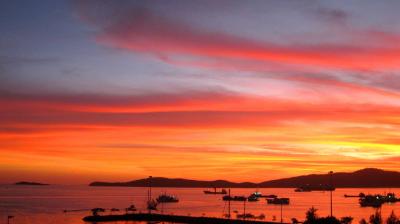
(203, 188, 227, 194)
(223, 195, 247, 201)
(267, 197, 290, 205)
(156, 194, 179, 203)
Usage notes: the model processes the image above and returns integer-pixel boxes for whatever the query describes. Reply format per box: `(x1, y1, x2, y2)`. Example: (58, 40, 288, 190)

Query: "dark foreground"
(83, 213, 289, 224)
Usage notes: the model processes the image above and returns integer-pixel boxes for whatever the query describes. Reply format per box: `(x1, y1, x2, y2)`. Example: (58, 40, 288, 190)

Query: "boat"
(247, 194, 259, 202)
(250, 191, 262, 198)
(156, 194, 179, 203)
(359, 195, 384, 208)
(344, 193, 365, 198)
(294, 184, 335, 192)
(203, 188, 227, 194)
(384, 193, 398, 203)
(295, 187, 311, 192)
(125, 205, 137, 213)
(267, 197, 290, 205)
(223, 195, 247, 201)
(147, 199, 158, 210)
(262, 194, 277, 198)
(359, 193, 399, 207)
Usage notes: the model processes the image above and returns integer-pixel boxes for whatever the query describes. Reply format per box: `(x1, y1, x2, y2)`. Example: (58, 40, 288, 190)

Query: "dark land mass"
(15, 181, 49, 186)
(83, 213, 286, 224)
(89, 168, 400, 188)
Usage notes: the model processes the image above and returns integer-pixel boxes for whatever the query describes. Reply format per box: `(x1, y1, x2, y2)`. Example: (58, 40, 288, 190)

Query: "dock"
(83, 213, 290, 224)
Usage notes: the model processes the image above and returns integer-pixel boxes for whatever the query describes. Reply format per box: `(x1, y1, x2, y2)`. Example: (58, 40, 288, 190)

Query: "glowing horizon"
(1, 0, 400, 184)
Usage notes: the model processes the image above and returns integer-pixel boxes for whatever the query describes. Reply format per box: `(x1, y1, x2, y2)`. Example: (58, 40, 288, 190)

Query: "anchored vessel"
(294, 184, 335, 192)
(359, 193, 399, 207)
(223, 195, 247, 201)
(267, 198, 290, 205)
(204, 188, 228, 194)
(156, 193, 179, 203)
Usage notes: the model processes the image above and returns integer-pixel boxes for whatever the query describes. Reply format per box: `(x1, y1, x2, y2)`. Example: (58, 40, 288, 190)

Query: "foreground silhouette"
(359, 210, 400, 224)
(301, 207, 352, 224)
(301, 207, 400, 224)
(82, 205, 400, 224)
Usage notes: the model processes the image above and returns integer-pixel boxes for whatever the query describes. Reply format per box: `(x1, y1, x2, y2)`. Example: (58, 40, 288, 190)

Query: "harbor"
(3, 185, 400, 224)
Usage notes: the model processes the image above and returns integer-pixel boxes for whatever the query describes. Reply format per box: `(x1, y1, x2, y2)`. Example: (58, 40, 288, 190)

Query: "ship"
(359, 195, 384, 208)
(222, 195, 247, 201)
(203, 188, 227, 194)
(344, 193, 365, 198)
(294, 184, 335, 192)
(358, 193, 399, 207)
(267, 197, 290, 205)
(156, 194, 179, 203)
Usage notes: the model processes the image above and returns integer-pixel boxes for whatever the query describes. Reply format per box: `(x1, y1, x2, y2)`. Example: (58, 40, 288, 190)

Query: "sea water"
(0, 185, 399, 224)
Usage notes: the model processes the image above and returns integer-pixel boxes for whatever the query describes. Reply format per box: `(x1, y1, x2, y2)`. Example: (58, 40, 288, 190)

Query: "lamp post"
(7, 216, 14, 224)
(242, 199, 245, 220)
(228, 189, 231, 219)
(148, 176, 152, 214)
(329, 171, 333, 217)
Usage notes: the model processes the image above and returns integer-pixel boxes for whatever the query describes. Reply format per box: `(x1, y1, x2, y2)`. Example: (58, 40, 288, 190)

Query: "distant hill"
(89, 168, 400, 188)
(90, 177, 257, 188)
(259, 168, 400, 188)
(15, 181, 49, 186)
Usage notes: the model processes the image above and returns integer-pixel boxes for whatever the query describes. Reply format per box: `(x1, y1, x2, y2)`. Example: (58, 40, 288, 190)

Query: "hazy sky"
(1, 0, 400, 184)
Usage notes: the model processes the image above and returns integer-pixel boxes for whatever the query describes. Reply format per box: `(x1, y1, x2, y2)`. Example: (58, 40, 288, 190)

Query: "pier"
(83, 213, 290, 224)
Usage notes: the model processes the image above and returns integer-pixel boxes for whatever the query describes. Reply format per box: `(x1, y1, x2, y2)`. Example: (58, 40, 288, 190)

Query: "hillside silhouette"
(90, 168, 400, 188)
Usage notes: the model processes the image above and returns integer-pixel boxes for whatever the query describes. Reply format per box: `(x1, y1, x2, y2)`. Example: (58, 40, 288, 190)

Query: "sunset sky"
(1, 0, 400, 184)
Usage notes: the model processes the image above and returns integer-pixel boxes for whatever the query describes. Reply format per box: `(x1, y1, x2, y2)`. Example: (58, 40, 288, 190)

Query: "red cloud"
(75, 3, 400, 72)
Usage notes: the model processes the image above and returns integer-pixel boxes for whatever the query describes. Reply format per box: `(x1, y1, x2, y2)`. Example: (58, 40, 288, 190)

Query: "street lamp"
(329, 171, 333, 217)
(7, 216, 14, 224)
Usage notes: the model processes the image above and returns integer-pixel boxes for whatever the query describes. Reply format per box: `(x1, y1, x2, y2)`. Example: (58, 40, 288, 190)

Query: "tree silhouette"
(369, 210, 382, 224)
(386, 211, 400, 224)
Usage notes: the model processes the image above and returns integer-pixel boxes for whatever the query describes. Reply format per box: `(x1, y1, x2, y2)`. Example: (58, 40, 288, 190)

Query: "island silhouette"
(15, 181, 49, 186)
(89, 168, 400, 188)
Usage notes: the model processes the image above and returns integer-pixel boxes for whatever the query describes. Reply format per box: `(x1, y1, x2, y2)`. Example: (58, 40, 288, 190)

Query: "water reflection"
(0, 185, 399, 224)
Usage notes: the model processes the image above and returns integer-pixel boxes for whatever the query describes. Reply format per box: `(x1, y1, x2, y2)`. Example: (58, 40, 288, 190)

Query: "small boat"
(236, 213, 256, 219)
(247, 194, 259, 202)
(203, 188, 227, 194)
(262, 194, 278, 198)
(384, 193, 398, 203)
(359, 195, 383, 208)
(147, 199, 158, 210)
(91, 208, 105, 216)
(295, 187, 311, 192)
(250, 191, 262, 198)
(156, 194, 179, 203)
(267, 197, 290, 205)
(344, 193, 365, 198)
(294, 184, 334, 192)
(223, 195, 247, 201)
(125, 205, 137, 213)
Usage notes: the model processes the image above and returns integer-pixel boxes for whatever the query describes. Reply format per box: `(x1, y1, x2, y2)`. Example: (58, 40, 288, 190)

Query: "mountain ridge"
(89, 168, 400, 188)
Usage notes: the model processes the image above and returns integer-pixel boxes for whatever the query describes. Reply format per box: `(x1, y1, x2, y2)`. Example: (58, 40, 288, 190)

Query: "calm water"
(0, 185, 399, 224)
